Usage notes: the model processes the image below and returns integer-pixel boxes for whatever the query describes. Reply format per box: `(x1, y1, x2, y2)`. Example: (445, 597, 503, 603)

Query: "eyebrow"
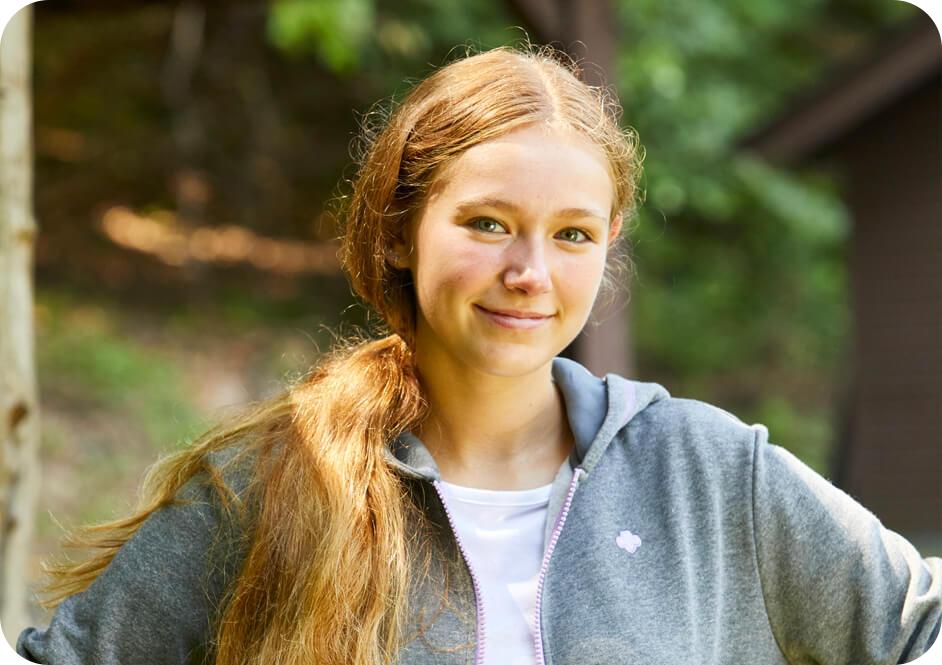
(452, 196, 609, 224)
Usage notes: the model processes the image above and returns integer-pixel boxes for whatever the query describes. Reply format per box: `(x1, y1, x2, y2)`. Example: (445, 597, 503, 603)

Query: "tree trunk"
(0, 4, 41, 646)
(560, 0, 634, 380)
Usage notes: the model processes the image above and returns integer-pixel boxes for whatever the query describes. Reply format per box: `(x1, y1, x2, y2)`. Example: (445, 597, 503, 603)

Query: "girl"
(15, 45, 941, 665)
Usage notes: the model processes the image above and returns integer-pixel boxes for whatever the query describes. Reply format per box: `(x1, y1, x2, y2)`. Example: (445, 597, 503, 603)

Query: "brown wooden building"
(742, 11, 941, 549)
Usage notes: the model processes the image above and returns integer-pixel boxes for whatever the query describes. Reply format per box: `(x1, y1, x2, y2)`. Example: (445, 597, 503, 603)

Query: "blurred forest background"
(12, 0, 930, 624)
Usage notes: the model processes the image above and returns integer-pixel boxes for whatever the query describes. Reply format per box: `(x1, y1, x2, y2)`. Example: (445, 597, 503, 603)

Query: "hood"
(386, 356, 671, 482)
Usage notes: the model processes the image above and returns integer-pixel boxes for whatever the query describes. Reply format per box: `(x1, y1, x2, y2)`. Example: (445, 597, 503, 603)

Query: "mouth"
(474, 304, 554, 330)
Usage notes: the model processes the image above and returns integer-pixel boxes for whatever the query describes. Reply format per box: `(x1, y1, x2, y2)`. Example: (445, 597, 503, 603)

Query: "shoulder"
(173, 433, 277, 538)
(615, 392, 767, 477)
(628, 393, 763, 447)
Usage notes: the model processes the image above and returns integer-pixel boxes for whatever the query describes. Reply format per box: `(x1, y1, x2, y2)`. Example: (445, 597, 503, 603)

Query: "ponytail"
(216, 333, 429, 664)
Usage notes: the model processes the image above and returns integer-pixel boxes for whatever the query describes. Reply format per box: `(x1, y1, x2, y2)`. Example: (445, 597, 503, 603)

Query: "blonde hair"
(36, 44, 643, 665)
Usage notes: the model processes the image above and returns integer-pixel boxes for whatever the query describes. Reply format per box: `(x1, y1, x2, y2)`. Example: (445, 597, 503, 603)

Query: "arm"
(15, 463, 251, 665)
(751, 426, 941, 665)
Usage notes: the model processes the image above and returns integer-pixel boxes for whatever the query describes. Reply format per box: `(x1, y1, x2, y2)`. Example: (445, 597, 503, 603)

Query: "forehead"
(425, 123, 615, 217)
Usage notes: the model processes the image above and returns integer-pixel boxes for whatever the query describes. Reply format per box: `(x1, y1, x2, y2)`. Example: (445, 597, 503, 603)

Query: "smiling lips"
(474, 304, 554, 330)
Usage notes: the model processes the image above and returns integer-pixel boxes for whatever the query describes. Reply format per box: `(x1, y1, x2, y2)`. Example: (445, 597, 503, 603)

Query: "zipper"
(532, 466, 585, 665)
(432, 480, 487, 665)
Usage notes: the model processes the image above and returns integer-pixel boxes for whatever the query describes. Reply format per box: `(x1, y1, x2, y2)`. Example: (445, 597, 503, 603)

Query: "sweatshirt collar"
(385, 356, 670, 482)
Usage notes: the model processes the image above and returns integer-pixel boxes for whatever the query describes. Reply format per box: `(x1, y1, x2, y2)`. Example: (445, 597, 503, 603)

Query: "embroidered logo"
(616, 529, 642, 554)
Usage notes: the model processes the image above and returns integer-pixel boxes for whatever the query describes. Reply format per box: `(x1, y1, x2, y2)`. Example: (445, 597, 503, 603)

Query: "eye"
(557, 228, 592, 243)
(469, 217, 508, 234)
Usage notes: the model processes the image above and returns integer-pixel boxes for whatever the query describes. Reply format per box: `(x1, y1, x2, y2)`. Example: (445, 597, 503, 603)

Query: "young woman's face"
(392, 123, 623, 378)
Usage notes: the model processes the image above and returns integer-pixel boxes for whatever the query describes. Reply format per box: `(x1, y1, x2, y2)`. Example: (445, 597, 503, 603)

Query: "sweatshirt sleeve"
(14, 458, 252, 665)
(751, 426, 942, 665)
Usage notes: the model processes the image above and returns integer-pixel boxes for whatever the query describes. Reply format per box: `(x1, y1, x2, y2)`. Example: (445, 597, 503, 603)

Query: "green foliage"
(266, 0, 379, 72)
(268, 0, 519, 87)
(268, 0, 375, 73)
(749, 396, 834, 475)
(35, 289, 205, 448)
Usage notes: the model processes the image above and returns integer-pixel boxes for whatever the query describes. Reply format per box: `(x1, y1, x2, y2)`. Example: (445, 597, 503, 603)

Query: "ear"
(386, 231, 412, 270)
(607, 213, 623, 247)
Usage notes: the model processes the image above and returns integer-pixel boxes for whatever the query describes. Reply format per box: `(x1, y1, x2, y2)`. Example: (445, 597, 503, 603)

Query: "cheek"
(556, 252, 607, 306)
(414, 238, 498, 307)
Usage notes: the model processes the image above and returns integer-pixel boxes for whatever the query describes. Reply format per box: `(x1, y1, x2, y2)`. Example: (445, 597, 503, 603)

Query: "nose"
(502, 237, 552, 296)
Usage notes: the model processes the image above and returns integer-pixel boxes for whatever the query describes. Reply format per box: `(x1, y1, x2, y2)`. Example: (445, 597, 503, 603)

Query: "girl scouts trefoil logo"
(616, 529, 642, 554)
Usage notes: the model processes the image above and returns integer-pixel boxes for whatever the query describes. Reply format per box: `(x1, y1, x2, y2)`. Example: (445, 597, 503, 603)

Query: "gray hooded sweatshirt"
(14, 356, 942, 664)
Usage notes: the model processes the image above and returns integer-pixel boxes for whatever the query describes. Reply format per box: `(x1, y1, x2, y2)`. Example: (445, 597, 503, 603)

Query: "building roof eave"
(739, 12, 941, 164)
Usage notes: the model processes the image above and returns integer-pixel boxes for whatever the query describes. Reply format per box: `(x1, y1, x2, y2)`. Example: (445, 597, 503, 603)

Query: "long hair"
(34, 44, 644, 665)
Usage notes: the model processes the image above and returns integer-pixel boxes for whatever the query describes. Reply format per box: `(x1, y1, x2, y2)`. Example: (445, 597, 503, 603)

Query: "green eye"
(558, 228, 590, 243)
(470, 218, 507, 234)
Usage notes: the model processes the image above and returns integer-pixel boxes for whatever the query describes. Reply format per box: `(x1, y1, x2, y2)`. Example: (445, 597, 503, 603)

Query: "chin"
(462, 342, 559, 378)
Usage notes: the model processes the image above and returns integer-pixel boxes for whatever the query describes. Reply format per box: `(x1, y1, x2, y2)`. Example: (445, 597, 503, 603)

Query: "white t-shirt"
(439, 480, 553, 665)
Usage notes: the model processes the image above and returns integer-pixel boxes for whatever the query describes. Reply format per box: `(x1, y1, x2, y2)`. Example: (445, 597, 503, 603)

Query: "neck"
(413, 351, 574, 490)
